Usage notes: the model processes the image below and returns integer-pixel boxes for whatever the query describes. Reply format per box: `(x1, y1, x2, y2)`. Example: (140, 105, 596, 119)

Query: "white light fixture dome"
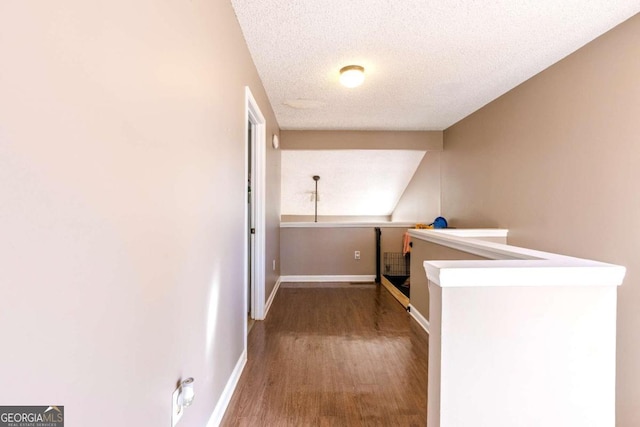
(339, 65, 365, 88)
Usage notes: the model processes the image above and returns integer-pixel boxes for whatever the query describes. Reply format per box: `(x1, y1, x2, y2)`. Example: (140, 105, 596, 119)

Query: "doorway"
(247, 119, 255, 330)
(245, 87, 266, 336)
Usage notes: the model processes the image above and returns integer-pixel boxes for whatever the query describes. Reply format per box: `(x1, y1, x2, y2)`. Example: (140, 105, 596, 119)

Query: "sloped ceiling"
(231, 0, 639, 130)
(281, 150, 426, 216)
(235, 1, 639, 218)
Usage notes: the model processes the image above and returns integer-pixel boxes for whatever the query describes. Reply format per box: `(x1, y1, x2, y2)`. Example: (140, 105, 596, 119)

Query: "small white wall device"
(172, 377, 195, 426)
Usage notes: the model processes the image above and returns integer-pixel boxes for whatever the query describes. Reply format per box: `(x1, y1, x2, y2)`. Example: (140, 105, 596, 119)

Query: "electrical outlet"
(354, 251, 360, 260)
(172, 387, 183, 427)
(272, 259, 276, 271)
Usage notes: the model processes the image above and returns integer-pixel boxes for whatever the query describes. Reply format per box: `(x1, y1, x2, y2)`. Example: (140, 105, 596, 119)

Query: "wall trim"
(408, 304, 430, 334)
(206, 349, 247, 427)
(263, 278, 281, 319)
(280, 275, 376, 283)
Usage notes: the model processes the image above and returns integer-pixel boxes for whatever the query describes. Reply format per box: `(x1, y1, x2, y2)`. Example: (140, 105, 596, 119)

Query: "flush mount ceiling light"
(339, 65, 365, 88)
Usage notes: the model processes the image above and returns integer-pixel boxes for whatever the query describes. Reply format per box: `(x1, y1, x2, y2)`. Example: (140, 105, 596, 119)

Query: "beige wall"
(265, 131, 282, 299)
(281, 227, 376, 276)
(392, 151, 442, 223)
(409, 241, 487, 319)
(280, 130, 443, 150)
(0, 1, 279, 426)
(280, 227, 409, 277)
(441, 13, 640, 425)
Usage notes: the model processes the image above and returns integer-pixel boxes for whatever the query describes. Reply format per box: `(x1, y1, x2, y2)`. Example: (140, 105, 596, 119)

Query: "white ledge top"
(281, 222, 416, 228)
(408, 229, 626, 288)
(410, 228, 509, 238)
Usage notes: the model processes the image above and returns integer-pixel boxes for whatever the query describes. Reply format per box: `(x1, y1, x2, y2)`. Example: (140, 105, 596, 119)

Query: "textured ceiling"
(281, 150, 426, 216)
(231, 0, 639, 130)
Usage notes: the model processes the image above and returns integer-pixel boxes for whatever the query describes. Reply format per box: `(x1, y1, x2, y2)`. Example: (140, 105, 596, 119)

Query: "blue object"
(432, 217, 448, 229)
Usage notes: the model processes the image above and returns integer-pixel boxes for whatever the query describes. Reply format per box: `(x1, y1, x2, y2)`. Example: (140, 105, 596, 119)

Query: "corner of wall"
(391, 150, 442, 223)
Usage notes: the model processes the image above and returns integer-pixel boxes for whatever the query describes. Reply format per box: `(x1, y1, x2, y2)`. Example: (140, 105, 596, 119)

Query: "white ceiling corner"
(231, 0, 639, 131)
(281, 150, 426, 216)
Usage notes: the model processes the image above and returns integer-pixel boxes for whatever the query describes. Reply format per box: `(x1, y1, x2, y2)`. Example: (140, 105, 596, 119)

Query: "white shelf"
(280, 221, 416, 228)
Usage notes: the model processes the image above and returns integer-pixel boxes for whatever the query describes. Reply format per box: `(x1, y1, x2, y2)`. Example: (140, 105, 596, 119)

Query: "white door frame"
(245, 87, 266, 322)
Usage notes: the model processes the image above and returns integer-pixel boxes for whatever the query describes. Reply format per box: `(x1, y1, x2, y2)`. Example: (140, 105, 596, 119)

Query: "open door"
(247, 120, 255, 325)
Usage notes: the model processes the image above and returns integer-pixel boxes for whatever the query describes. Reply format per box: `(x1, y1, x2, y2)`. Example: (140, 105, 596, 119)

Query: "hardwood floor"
(221, 284, 429, 426)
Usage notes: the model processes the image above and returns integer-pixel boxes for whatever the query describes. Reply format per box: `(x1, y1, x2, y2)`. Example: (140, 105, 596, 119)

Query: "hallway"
(221, 284, 429, 426)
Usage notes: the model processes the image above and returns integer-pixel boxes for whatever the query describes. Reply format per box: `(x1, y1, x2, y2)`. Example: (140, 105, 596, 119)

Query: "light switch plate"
(172, 387, 183, 427)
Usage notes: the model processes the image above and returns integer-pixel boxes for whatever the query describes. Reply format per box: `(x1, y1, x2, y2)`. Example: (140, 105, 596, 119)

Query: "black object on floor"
(375, 227, 382, 283)
(384, 275, 410, 297)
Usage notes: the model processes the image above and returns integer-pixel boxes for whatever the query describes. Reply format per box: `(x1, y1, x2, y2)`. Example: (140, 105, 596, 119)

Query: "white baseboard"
(408, 304, 430, 334)
(206, 349, 247, 427)
(279, 275, 376, 283)
(263, 277, 281, 319)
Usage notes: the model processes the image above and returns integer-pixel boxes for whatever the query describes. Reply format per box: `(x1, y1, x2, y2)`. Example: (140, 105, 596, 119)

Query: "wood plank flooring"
(221, 284, 428, 426)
